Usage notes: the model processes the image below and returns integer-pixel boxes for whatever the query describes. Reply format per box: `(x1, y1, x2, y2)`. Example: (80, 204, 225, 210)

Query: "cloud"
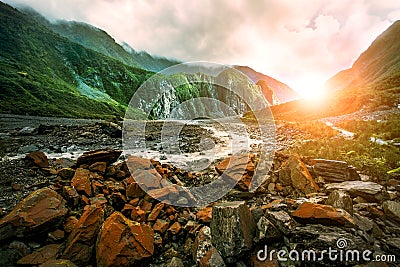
(3, 0, 400, 94)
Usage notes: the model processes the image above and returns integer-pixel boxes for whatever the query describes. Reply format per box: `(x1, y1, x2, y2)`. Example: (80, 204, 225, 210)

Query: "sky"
(4, 0, 400, 97)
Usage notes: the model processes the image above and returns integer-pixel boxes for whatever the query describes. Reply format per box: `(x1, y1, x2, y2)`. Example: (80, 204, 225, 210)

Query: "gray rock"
(325, 181, 388, 202)
(254, 216, 282, 243)
(313, 159, 360, 182)
(266, 210, 296, 235)
(166, 257, 184, 267)
(210, 201, 256, 258)
(325, 190, 353, 215)
(18, 127, 36, 136)
(383, 200, 400, 223)
(193, 226, 226, 267)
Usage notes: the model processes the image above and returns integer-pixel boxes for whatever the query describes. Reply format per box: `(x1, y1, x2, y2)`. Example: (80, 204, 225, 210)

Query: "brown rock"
(148, 203, 165, 221)
(168, 222, 182, 235)
(0, 188, 67, 241)
(58, 168, 76, 180)
(64, 216, 79, 233)
(198, 247, 226, 267)
(89, 161, 107, 174)
(215, 155, 254, 191)
(17, 244, 61, 265)
(131, 207, 146, 222)
(288, 155, 320, 195)
(39, 259, 78, 267)
(48, 229, 65, 242)
(148, 185, 180, 200)
(96, 212, 154, 267)
(71, 168, 92, 196)
(134, 169, 163, 189)
(126, 181, 146, 199)
(141, 200, 153, 213)
(196, 206, 213, 223)
(292, 202, 355, 227)
(153, 219, 169, 233)
(12, 183, 21, 191)
(62, 186, 80, 207)
(90, 196, 108, 206)
(76, 149, 122, 166)
(25, 151, 49, 168)
(126, 155, 153, 170)
(312, 159, 360, 182)
(62, 205, 104, 265)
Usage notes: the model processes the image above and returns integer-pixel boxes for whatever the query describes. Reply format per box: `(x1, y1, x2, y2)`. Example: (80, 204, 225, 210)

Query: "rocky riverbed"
(0, 115, 399, 266)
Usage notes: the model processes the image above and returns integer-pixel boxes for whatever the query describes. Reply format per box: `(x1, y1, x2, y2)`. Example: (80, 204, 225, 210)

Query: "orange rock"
(17, 244, 61, 265)
(24, 151, 49, 168)
(153, 219, 169, 233)
(288, 155, 320, 195)
(76, 149, 122, 166)
(292, 202, 355, 227)
(71, 168, 92, 196)
(126, 155, 153, 170)
(148, 203, 165, 221)
(96, 212, 154, 267)
(62, 205, 104, 265)
(168, 222, 182, 235)
(215, 155, 255, 191)
(196, 206, 213, 223)
(0, 188, 67, 241)
(141, 200, 153, 213)
(148, 185, 180, 200)
(131, 207, 146, 222)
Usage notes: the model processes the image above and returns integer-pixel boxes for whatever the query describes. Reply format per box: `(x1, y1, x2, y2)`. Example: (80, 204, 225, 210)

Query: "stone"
(265, 210, 296, 235)
(62, 186, 80, 207)
(76, 149, 122, 166)
(126, 155, 153, 170)
(210, 201, 256, 258)
(17, 244, 61, 265)
(0, 188, 67, 241)
(39, 259, 78, 267)
(254, 216, 282, 243)
(168, 222, 182, 235)
(148, 185, 180, 200)
(382, 200, 400, 223)
(193, 226, 223, 265)
(312, 159, 360, 182)
(199, 247, 226, 267)
(292, 202, 355, 227)
(58, 168, 76, 180)
(325, 190, 353, 215)
(126, 181, 146, 199)
(62, 205, 104, 265)
(287, 155, 320, 195)
(12, 183, 21, 191)
(89, 161, 107, 174)
(166, 257, 185, 267)
(96, 212, 154, 267)
(133, 169, 163, 189)
(64, 216, 79, 233)
(197, 206, 213, 223)
(153, 219, 169, 233)
(24, 151, 49, 168)
(215, 155, 254, 191)
(325, 181, 388, 202)
(71, 168, 92, 196)
(148, 203, 164, 221)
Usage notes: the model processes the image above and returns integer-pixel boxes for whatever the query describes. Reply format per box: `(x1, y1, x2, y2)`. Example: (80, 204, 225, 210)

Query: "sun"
(294, 77, 327, 101)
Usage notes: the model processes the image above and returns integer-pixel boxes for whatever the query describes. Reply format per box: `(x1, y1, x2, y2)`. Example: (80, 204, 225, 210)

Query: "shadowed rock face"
(0, 188, 67, 241)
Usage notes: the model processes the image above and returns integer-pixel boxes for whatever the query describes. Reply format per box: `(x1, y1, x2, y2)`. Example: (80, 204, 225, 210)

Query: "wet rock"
(71, 168, 92, 196)
(96, 212, 154, 267)
(312, 159, 360, 182)
(285, 155, 320, 195)
(24, 151, 49, 168)
(292, 202, 355, 227)
(325, 181, 388, 202)
(210, 201, 256, 258)
(39, 259, 78, 267)
(193, 226, 225, 266)
(325, 190, 353, 215)
(76, 149, 122, 166)
(62, 205, 104, 265)
(0, 188, 67, 241)
(382, 200, 400, 223)
(265, 210, 296, 235)
(17, 244, 61, 265)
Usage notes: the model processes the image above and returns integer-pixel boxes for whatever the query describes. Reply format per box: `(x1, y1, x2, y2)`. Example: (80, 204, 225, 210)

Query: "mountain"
(325, 20, 400, 109)
(267, 21, 400, 121)
(21, 7, 181, 73)
(234, 65, 300, 103)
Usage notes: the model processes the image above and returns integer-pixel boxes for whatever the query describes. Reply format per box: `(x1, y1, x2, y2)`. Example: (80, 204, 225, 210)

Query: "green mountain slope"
(0, 2, 153, 118)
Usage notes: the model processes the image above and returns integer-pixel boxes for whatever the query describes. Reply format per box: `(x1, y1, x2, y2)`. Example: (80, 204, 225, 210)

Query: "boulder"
(96, 212, 154, 267)
(192, 226, 225, 266)
(285, 155, 320, 195)
(312, 159, 360, 182)
(292, 202, 355, 227)
(325, 181, 388, 202)
(76, 149, 122, 166)
(71, 168, 92, 196)
(265, 210, 296, 235)
(210, 201, 256, 258)
(24, 151, 49, 168)
(0, 188, 67, 241)
(215, 155, 254, 191)
(62, 205, 104, 265)
(254, 216, 282, 243)
(17, 244, 61, 265)
(382, 200, 400, 223)
(325, 190, 353, 215)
